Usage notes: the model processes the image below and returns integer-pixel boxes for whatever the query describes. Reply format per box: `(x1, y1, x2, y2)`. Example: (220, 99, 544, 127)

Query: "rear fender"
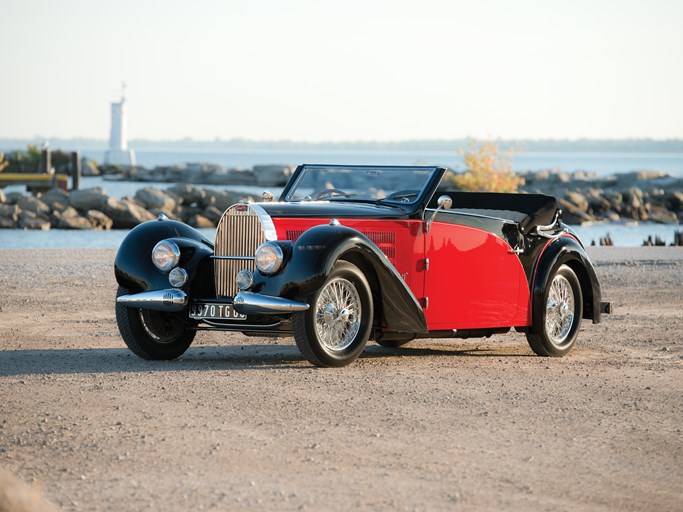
(114, 219, 213, 292)
(530, 235, 602, 334)
(252, 224, 428, 333)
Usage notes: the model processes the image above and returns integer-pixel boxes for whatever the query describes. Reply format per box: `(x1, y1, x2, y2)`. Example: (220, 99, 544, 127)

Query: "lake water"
(80, 148, 683, 176)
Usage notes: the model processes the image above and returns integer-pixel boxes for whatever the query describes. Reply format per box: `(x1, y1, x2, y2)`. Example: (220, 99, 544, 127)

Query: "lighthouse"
(104, 83, 136, 167)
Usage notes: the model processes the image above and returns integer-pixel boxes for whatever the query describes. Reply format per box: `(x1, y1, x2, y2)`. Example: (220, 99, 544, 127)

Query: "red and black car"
(115, 164, 611, 367)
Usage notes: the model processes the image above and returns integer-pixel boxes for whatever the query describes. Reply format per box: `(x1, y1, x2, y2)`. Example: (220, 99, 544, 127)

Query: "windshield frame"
(281, 164, 443, 206)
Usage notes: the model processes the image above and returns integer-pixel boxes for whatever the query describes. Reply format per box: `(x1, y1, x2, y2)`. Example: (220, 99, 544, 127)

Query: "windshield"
(284, 165, 438, 203)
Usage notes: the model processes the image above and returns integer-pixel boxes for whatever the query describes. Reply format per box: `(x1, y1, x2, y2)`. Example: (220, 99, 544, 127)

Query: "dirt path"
(0, 248, 681, 511)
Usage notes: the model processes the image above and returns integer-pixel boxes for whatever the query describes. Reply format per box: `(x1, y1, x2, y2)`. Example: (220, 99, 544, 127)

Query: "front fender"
(530, 235, 602, 334)
(114, 219, 213, 293)
(253, 224, 428, 333)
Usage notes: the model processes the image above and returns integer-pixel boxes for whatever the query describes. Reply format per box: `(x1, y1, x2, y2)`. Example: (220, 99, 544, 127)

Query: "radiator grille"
(214, 206, 267, 297)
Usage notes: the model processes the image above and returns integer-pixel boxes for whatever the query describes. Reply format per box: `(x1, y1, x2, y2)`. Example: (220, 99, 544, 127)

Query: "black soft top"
(430, 191, 559, 234)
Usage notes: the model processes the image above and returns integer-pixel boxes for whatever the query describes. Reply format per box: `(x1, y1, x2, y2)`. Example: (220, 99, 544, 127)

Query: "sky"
(1, 0, 682, 142)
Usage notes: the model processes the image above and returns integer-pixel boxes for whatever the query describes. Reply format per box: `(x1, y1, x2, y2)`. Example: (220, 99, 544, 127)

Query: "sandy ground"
(0, 247, 681, 511)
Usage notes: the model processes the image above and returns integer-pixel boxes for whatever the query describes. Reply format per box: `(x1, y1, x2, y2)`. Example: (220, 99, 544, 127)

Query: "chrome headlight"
(169, 267, 188, 288)
(254, 242, 284, 274)
(235, 269, 254, 290)
(152, 240, 180, 272)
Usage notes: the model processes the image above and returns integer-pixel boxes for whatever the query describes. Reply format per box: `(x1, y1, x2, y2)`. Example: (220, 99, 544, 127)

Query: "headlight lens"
(254, 242, 284, 274)
(169, 267, 188, 288)
(235, 269, 254, 290)
(152, 240, 180, 272)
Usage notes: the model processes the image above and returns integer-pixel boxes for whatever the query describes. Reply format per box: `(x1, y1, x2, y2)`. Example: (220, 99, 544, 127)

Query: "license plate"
(189, 303, 247, 321)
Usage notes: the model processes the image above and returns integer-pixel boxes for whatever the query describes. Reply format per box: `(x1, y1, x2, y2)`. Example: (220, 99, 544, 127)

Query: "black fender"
(530, 235, 602, 334)
(252, 224, 428, 334)
(114, 219, 213, 293)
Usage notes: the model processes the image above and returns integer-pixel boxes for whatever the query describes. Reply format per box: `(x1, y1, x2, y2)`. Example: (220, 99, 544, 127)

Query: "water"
(0, 223, 679, 249)
(78, 148, 683, 176)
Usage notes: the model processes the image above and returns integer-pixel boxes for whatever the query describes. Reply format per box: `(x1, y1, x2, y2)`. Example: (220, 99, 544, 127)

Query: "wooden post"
(70, 151, 81, 190)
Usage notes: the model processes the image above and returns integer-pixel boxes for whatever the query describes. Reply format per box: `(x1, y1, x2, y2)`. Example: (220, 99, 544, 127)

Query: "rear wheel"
(116, 286, 196, 360)
(526, 264, 582, 357)
(292, 261, 373, 367)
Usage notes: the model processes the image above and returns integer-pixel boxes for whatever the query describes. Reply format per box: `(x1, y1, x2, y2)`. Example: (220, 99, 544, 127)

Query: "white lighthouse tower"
(104, 82, 136, 167)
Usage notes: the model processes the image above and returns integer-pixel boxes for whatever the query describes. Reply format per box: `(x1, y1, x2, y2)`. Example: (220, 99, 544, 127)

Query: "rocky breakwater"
(519, 170, 683, 225)
(109, 163, 292, 187)
(0, 184, 256, 230)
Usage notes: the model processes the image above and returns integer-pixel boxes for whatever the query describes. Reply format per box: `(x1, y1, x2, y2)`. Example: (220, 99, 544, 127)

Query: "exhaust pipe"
(117, 289, 188, 312)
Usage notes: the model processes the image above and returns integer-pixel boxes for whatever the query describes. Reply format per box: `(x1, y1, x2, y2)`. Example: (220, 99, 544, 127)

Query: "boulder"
(187, 214, 214, 229)
(134, 186, 177, 212)
(58, 213, 93, 229)
(647, 206, 678, 224)
(0, 203, 20, 222)
(40, 188, 70, 210)
(204, 188, 252, 211)
(87, 210, 114, 230)
(253, 165, 291, 186)
(167, 184, 206, 206)
(0, 217, 16, 228)
(202, 205, 224, 223)
(563, 191, 589, 212)
(16, 195, 50, 217)
(18, 211, 50, 230)
(102, 197, 156, 229)
(558, 198, 594, 225)
(666, 191, 683, 212)
(0, 188, 5, 204)
(4, 192, 25, 205)
(69, 187, 108, 212)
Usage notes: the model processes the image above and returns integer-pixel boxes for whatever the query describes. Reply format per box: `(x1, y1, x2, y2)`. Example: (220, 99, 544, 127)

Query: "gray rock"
(666, 191, 683, 212)
(167, 184, 206, 206)
(16, 195, 50, 217)
(58, 214, 93, 229)
(87, 210, 113, 230)
(204, 189, 252, 211)
(69, 187, 108, 212)
(102, 197, 156, 229)
(187, 214, 214, 229)
(564, 191, 589, 212)
(40, 188, 70, 210)
(202, 205, 223, 223)
(0, 217, 16, 228)
(647, 206, 678, 224)
(134, 186, 177, 212)
(18, 211, 50, 230)
(558, 198, 595, 224)
(0, 203, 20, 222)
(4, 192, 25, 205)
(253, 165, 292, 186)
(0, 188, 5, 204)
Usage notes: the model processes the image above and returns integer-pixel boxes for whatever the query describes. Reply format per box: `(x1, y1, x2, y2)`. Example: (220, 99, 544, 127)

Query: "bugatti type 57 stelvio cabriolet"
(115, 164, 611, 367)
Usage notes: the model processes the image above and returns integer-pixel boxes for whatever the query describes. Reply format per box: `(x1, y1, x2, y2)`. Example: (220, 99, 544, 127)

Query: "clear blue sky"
(1, 0, 681, 141)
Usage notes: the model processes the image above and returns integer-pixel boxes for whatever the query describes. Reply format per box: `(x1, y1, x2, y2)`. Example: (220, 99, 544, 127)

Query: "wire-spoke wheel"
(293, 261, 373, 367)
(116, 286, 196, 360)
(526, 264, 583, 357)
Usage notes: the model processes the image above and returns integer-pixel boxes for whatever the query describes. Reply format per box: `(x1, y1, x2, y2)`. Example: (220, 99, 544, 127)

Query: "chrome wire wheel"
(545, 274, 575, 345)
(314, 277, 361, 351)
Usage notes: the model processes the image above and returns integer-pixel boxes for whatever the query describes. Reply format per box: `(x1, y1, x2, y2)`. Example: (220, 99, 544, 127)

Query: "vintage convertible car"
(115, 164, 611, 367)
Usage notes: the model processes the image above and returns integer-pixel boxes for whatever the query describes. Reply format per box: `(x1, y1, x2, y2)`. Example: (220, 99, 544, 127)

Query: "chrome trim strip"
(116, 289, 188, 312)
(249, 204, 278, 241)
(199, 320, 285, 329)
(424, 208, 518, 225)
(233, 291, 310, 315)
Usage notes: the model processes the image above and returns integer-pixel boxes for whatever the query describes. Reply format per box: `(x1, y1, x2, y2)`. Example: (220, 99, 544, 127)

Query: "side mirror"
(437, 195, 452, 210)
(426, 195, 453, 233)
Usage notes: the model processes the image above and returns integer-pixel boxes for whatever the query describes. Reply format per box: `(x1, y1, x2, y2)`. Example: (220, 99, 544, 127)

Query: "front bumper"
(233, 291, 309, 315)
(116, 289, 188, 312)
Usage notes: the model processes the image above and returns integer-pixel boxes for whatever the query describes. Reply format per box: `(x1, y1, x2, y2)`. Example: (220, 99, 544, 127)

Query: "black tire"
(116, 286, 196, 360)
(292, 261, 373, 367)
(526, 264, 583, 357)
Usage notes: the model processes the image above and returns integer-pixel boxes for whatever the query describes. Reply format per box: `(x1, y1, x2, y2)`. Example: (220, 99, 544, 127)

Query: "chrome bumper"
(116, 289, 189, 312)
(233, 291, 309, 315)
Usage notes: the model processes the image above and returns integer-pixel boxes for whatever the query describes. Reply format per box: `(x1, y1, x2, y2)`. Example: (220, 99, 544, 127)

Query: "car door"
(423, 218, 527, 330)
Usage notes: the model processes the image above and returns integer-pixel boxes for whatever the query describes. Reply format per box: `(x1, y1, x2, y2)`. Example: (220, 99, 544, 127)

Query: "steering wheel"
(385, 190, 418, 202)
(315, 188, 352, 199)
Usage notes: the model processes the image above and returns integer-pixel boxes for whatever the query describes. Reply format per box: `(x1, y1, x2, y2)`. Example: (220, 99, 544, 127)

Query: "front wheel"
(292, 261, 373, 367)
(116, 286, 196, 360)
(526, 264, 583, 357)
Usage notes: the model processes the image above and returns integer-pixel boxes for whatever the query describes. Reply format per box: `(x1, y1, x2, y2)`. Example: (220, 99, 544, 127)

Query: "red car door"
(423, 221, 529, 330)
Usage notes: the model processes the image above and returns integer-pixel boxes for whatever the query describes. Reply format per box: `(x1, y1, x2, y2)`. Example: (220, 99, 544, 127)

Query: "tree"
(451, 140, 524, 193)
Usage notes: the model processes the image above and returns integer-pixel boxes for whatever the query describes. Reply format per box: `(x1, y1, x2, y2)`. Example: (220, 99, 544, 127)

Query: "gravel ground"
(0, 247, 681, 511)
